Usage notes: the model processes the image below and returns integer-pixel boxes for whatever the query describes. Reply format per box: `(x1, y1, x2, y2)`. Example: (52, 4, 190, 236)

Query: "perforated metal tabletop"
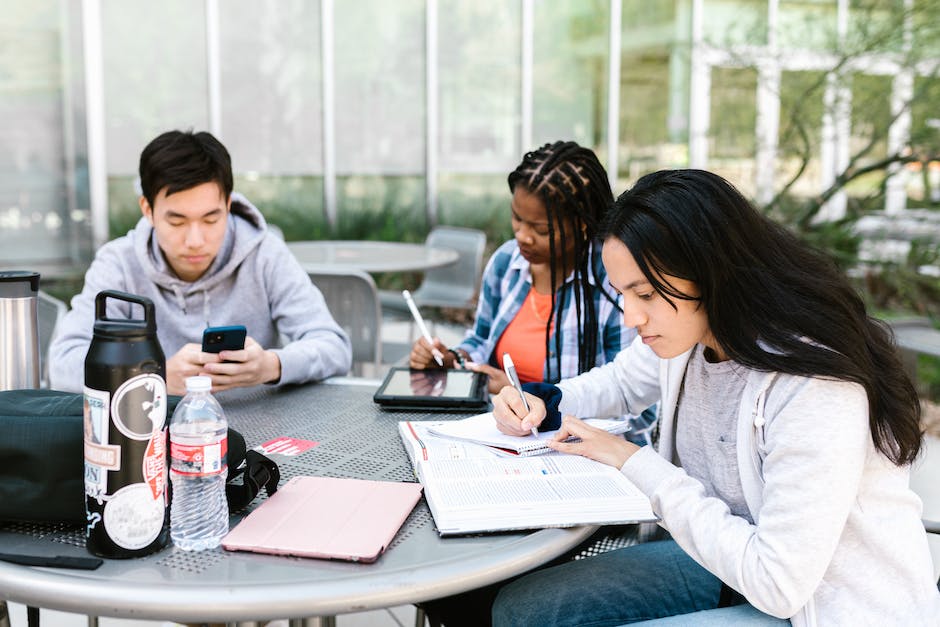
(0, 378, 595, 622)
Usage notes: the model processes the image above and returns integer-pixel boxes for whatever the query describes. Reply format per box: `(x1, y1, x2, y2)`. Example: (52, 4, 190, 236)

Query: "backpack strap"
(226, 449, 280, 512)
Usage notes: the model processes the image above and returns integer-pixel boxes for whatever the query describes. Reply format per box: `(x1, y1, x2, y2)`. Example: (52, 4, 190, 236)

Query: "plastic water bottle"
(169, 376, 228, 550)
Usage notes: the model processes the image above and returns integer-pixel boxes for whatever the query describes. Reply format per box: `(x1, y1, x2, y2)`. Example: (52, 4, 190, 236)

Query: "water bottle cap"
(184, 375, 212, 392)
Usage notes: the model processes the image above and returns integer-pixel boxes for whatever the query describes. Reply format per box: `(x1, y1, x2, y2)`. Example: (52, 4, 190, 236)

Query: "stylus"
(502, 353, 538, 439)
(402, 290, 444, 367)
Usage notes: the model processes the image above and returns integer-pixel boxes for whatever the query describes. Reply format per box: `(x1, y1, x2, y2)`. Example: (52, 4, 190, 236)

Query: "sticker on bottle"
(112, 373, 167, 440)
(170, 437, 228, 477)
(83, 387, 119, 500)
(142, 427, 167, 501)
(103, 482, 165, 550)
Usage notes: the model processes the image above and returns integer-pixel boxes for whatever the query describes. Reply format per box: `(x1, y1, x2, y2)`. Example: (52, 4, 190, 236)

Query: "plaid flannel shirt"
(458, 239, 656, 441)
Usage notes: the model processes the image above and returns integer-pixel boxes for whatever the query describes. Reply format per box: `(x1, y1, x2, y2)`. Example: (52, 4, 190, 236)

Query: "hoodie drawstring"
(202, 290, 211, 328)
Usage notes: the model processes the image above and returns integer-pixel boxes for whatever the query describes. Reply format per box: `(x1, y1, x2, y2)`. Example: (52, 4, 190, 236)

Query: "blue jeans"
(491, 540, 790, 626)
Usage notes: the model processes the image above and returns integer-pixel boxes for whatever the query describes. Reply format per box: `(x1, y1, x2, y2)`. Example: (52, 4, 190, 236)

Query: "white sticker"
(103, 482, 165, 550)
(112, 374, 167, 441)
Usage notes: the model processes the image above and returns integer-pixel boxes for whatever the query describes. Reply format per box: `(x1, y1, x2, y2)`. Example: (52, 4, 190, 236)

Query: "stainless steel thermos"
(0, 270, 40, 391)
(83, 290, 170, 558)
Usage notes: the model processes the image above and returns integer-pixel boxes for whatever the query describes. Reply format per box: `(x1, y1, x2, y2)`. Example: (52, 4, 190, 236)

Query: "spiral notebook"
(222, 476, 423, 563)
(426, 412, 632, 457)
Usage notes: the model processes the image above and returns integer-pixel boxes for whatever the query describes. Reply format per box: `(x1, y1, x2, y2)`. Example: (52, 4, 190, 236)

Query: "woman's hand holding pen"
(547, 416, 641, 469)
(492, 386, 545, 436)
(409, 337, 453, 369)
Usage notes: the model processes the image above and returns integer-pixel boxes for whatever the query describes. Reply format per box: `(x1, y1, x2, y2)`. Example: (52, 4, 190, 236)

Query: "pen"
(502, 353, 538, 439)
(402, 289, 444, 367)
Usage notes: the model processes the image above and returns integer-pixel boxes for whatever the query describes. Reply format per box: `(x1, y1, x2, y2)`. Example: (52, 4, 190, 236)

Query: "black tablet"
(373, 367, 489, 411)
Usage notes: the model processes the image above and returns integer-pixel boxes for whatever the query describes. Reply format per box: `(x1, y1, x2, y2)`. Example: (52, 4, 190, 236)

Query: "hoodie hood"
(129, 192, 267, 321)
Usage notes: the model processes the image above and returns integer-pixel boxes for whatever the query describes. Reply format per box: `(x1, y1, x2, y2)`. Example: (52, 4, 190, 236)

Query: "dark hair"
(507, 140, 618, 379)
(138, 130, 233, 209)
(601, 169, 922, 465)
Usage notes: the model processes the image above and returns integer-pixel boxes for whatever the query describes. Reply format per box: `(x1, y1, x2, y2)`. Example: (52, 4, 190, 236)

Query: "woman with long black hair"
(490, 169, 940, 625)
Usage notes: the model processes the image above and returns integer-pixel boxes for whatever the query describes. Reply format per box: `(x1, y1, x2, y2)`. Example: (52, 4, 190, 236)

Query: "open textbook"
(398, 420, 657, 536)
(426, 411, 633, 457)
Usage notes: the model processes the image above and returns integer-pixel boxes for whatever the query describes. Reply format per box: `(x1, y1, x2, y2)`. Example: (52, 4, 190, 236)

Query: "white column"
(425, 0, 439, 226)
(606, 0, 622, 189)
(885, 0, 913, 213)
(755, 61, 780, 206)
(520, 0, 533, 154)
(754, 0, 780, 205)
(688, 0, 709, 169)
(205, 0, 222, 138)
(82, 0, 108, 249)
(320, 0, 336, 228)
(818, 0, 849, 221)
(885, 70, 913, 212)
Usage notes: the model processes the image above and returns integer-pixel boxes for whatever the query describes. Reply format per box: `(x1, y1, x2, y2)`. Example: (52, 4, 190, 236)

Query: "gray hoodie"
(49, 193, 352, 391)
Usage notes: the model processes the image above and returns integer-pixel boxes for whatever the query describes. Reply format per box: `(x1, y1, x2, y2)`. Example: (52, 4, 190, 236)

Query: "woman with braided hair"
(410, 141, 655, 439)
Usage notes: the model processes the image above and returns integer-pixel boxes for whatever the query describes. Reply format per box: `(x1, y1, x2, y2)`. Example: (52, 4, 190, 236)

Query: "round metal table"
(0, 379, 595, 623)
(286, 241, 459, 274)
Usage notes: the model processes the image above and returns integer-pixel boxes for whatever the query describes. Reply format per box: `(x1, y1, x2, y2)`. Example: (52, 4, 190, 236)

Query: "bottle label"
(83, 387, 119, 500)
(170, 438, 228, 476)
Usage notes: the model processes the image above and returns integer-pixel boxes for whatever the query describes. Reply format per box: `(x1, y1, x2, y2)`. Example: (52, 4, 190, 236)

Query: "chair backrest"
(37, 290, 67, 388)
(413, 226, 487, 310)
(308, 269, 382, 376)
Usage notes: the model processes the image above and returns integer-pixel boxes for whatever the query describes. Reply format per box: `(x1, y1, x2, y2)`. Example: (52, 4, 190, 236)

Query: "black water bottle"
(83, 290, 170, 558)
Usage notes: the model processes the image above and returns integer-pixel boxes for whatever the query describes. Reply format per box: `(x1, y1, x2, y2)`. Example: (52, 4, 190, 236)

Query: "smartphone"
(202, 325, 247, 354)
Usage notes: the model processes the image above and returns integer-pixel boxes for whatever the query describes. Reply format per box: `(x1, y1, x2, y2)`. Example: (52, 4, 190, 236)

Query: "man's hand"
(199, 336, 281, 391)
(166, 342, 214, 395)
(166, 337, 281, 394)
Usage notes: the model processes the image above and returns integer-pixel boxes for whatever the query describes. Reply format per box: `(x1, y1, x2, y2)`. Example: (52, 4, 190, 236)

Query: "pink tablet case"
(222, 476, 423, 563)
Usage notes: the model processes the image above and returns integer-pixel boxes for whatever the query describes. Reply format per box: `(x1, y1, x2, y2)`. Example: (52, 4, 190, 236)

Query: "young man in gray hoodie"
(49, 130, 352, 395)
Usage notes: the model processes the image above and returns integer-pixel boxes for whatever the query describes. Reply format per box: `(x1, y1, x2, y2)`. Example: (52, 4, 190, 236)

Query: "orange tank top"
(494, 287, 555, 383)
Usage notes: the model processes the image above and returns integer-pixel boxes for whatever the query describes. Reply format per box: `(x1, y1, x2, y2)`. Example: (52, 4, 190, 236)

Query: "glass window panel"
(101, 0, 208, 176)
(846, 73, 891, 196)
(334, 0, 424, 175)
(709, 67, 758, 194)
(848, 1, 907, 55)
(336, 175, 426, 240)
(438, 0, 521, 173)
(0, 1, 90, 266)
(219, 0, 322, 175)
(702, 0, 767, 46)
(438, 173, 510, 240)
(531, 1, 608, 151)
(779, 1, 838, 50)
(237, 175, 327, 240)
(619, 43, 675, 184)
(912, 0, 940, 57)
(911, 76, 940, 156)
(777, 70, 826, 198)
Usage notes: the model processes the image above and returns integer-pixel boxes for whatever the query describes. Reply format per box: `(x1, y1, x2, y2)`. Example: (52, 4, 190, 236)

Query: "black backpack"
(0, 389, 278, 523)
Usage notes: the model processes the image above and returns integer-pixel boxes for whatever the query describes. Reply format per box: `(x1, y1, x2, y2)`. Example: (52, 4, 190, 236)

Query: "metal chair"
(37, 290, 67, 389)
(381, 226, 487, 336)
(308, 269, 383, 378)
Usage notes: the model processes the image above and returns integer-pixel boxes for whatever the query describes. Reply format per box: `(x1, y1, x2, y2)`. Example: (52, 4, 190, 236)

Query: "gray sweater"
(49, 194, 351, 391)
(558, 336, 940, 626)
